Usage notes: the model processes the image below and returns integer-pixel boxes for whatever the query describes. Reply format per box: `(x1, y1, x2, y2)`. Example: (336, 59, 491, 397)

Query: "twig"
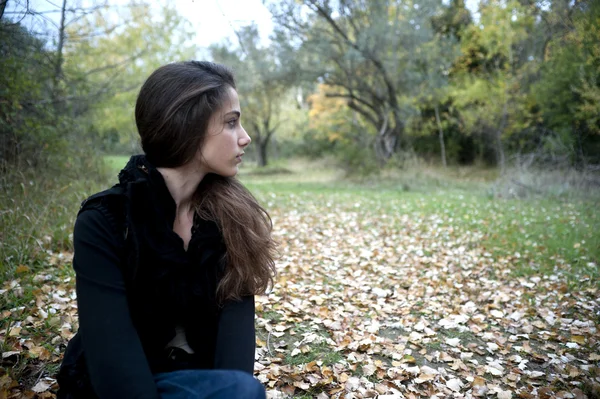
(266, 331, 273, 357)
(34, 364, 45, 386)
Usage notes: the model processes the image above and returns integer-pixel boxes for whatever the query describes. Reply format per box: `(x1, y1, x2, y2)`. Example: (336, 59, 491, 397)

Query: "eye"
(227, 119, 238, 128)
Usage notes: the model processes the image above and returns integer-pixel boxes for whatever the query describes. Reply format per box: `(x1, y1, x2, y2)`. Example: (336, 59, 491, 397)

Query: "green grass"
(238, 159, 599, 288)
(0, 163, 111, 280)
(0, 157, 113, 391)
(284, 341, 344, 367)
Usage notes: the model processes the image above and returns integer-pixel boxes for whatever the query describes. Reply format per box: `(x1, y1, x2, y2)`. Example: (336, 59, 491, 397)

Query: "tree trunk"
(373, 110, 403, 165)
(497, 101, 507, 174)
(53, 0, 68, 109)
(574, 124, 586, 171)
(0, 1, 8, 20)
(373, 114, 389, 164)
(257, 140, 268, 167)
(434, 104, 447, 168)
(251, 121, 270, 167)
(256, 119, 276, 167)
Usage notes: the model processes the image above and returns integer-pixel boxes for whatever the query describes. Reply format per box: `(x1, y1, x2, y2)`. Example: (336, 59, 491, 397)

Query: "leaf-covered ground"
(1, 179, 599, 398)
(250, 188, 599, 398)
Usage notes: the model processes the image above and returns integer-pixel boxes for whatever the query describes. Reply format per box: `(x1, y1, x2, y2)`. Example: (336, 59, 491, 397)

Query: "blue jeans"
(154, 369, 266, 399)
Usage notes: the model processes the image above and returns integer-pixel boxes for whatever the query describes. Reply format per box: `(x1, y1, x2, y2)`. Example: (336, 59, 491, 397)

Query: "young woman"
(57, 61, 277, 399)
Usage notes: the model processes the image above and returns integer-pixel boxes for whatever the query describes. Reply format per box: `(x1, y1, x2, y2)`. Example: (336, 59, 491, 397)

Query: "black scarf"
(117, 155, 225, 368)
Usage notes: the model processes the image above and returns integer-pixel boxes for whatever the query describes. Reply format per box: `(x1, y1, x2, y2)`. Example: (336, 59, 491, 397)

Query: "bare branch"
(81, 50, 147, 77)
(306, 0, 400, 114)
(325, 92, 378, 116)
(346, 98, 379, 128)
(23, 82, 139, 106)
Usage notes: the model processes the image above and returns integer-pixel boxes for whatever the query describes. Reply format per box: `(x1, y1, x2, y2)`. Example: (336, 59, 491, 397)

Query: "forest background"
(3, 0, 600, 176)
(1, 0, 599, 397)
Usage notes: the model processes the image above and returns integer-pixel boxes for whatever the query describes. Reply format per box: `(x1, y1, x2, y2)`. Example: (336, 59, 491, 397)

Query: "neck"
(157, 163, 206, 211)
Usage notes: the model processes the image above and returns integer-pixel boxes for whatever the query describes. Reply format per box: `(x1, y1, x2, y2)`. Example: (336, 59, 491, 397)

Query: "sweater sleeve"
(73, 208, 160, 399)
(213, 295, 256, 374)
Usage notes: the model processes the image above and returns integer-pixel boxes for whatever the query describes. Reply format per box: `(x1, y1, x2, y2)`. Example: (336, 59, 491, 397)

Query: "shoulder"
(75, 186, 127, 242)
(78, 186, 125, 215)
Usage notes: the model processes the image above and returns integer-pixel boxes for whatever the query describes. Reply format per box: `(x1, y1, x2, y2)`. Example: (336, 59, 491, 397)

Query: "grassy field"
(1, 155, 598, 397)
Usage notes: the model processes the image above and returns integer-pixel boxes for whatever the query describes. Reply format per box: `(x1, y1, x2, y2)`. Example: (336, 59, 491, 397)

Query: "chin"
(217, 168, 238, 178)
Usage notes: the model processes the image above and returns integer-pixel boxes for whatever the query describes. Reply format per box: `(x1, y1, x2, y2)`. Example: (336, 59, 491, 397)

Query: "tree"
(0, 0, 7, 20)
(1, 0, 197, 164)
(0, 20, 57, 168)
(533, 0, 600, 167)
(269, 0, 456, 165)
(450, 0, 534, 171)
(211, 24, 290, 167)
(64, 2, 196, 151)
(410, 32, 459, 167)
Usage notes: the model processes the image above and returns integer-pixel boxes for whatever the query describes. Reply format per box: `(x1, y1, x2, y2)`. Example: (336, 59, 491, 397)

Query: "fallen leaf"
(570, 335, 585, 344)
(486, 365, 504, 376)
(31, 380, 51, 393)
(446, 378, 463, 392)
(497, 390, 512, 399)
(8, 326, 21, 336)
(414, 373, 435, 383)
(15, 265, 30, 274)
(1, 351, 20, 359)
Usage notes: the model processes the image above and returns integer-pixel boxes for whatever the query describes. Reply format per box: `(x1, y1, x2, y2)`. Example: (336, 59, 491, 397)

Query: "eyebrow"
(224, 111, 241, 118)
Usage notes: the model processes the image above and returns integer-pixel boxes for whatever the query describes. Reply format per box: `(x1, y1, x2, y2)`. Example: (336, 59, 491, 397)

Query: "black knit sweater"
(57, 155, 256, 399)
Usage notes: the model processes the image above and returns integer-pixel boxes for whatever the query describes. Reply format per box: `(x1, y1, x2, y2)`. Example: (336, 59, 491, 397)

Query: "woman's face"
(197, 87, 251, 177)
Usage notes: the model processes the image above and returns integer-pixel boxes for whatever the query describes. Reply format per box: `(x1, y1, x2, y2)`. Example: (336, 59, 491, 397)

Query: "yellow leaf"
(15, 265, 30, 274)
(8, 326, 21, 336)
(402, 354, 416, 364)
(305, 361, 318, 372)
(472, 376, 487, 387)
(570, 335, 585, 344)
(28, 345, 51, 361)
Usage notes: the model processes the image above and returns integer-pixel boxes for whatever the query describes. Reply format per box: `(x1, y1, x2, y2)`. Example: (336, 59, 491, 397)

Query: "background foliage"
(3, 0, 599, 173)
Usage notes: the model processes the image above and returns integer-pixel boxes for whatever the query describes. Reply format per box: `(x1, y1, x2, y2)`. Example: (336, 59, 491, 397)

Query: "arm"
(73, 209, 160, 399)
(213, 295, 256, 373)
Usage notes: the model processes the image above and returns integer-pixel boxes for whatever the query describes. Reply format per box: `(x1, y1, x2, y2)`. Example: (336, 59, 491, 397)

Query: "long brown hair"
(135, 61, 276, 301)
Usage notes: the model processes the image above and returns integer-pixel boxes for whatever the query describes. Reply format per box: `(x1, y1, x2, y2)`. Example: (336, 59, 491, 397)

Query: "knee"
(230, 371, 266, 399)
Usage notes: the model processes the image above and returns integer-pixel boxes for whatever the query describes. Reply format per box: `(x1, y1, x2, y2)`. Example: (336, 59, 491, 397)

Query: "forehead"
(220, 86, 240, 113)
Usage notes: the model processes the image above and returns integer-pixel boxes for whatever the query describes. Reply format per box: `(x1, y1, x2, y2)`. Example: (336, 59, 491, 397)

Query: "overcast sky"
(174, 0, 273, 47)
(5, 0, 273, 48)
(6, 0, 478, 49)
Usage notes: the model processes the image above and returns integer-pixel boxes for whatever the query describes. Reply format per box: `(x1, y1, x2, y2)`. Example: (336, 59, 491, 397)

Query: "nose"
(238, 126, 251, 147)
